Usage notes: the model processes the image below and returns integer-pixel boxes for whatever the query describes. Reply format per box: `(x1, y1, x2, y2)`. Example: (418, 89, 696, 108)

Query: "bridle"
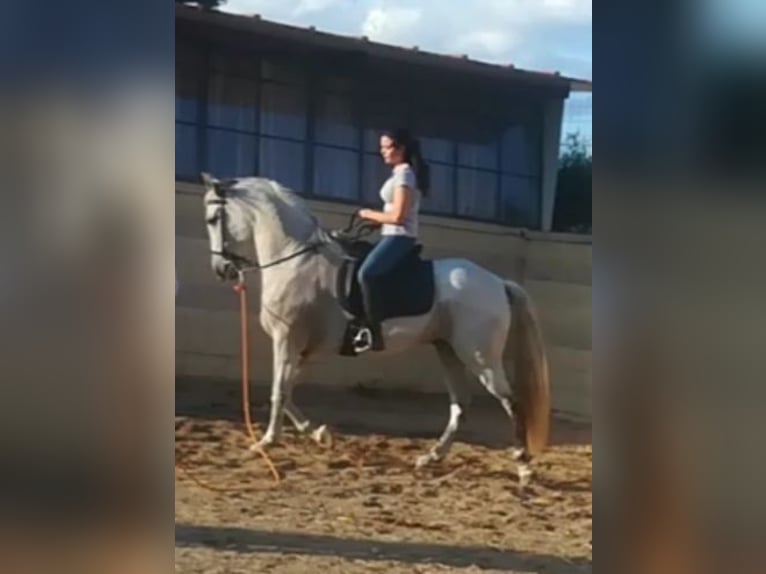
(206, 185, 324, 274)
(204, 173, 378, 277)
(207, 196, 257, 268)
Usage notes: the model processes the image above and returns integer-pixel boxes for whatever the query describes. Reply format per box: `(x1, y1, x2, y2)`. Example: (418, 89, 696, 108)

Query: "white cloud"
(221, 0, 591, 79)
(361, 7, 422, 44)
(353, 1, 590, 71)
(540, 0, 592, 21)
(223, 0, 363, 35)
(223, 0, 289, 16)
(221, 0, 347, 22)
(455, 29, 520, 57)
(487, 0, 591, 24)
(293, 0, 343, 17)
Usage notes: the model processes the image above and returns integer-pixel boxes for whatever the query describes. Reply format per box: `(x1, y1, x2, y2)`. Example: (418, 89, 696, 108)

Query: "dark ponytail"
(384, 128, 431, 197)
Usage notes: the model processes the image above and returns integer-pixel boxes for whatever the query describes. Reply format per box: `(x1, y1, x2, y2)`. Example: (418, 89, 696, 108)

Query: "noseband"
(207, 195, 257, 268)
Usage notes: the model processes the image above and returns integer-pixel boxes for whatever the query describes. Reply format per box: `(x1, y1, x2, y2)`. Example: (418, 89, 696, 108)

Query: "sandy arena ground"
(175, 378, 592, 573)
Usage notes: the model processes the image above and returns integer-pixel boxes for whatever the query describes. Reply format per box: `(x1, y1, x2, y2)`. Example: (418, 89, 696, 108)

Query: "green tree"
(553, 132, 592, 234)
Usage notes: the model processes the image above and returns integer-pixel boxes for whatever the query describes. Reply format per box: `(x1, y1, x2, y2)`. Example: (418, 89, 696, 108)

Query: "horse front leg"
(255, 336, 299, 448)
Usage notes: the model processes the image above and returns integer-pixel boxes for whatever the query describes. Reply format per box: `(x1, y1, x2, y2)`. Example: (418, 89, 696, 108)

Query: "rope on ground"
(235, 278, 281, 485)
(175, 276, 281, 491)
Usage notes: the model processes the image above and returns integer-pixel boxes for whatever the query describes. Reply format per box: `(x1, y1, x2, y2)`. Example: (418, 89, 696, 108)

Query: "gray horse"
(201, 173, 550, 484)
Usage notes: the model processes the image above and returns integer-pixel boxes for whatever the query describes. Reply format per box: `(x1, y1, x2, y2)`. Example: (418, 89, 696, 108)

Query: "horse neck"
(240, 192, 319, 265)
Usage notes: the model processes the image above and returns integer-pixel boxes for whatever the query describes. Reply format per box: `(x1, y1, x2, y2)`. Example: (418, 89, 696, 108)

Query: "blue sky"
(221, 0, 593, 151)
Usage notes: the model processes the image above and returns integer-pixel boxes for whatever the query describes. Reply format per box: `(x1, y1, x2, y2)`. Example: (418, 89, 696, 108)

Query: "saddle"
(332, 233, 435, 356)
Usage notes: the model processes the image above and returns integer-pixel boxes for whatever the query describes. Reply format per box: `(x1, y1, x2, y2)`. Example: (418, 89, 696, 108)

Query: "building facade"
(176, 6, 591, 231)
(175, 5, 593, 419)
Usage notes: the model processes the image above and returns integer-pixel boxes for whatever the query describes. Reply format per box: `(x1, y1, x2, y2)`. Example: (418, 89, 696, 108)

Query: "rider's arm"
(359, 185, 411, 225)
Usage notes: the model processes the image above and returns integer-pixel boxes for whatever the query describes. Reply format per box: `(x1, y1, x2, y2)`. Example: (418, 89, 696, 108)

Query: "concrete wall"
(176, 182, 592, 419)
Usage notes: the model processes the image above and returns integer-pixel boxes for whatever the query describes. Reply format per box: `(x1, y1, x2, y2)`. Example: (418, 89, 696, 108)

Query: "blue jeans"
(357, 235, 416, 321)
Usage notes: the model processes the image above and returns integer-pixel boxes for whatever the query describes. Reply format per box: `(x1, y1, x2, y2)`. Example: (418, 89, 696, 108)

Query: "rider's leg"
(356, 235, 415, 350)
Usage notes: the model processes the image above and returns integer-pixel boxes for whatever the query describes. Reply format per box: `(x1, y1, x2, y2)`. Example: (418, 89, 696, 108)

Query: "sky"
(220, 0, 593, 151)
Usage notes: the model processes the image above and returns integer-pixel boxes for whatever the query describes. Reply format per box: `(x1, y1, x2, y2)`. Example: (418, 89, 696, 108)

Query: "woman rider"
(356, 128, 430, 351)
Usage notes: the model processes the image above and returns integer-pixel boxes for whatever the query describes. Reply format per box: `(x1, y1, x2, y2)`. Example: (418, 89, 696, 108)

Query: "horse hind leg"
(453, 343, 534, 487)
(481, 363, 534, 487)
(284, 400, 311, 433)
(283, 400, 334, 448)
(415, 341, 472, 469)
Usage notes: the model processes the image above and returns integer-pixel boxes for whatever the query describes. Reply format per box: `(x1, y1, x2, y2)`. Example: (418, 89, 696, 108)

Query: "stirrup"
(352, 327, 373, 353)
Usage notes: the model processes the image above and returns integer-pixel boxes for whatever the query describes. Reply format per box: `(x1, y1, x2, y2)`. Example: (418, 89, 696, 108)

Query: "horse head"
(201, 173, 254, 281)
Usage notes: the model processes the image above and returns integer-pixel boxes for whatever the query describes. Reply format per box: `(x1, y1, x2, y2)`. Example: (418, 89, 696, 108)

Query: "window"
(456, 121, 499, 170)
(457, 169, 498, 220)
(260, 83, 307, 139)
(207, 74, 257, 132)
(175, 43, 546, 229)
(362, 153, 389, 205)
(363, 105, 407, 153)
(259, 137, 305, 192)
(501, 174, 540, 228)
(176, 44, 201, 124)
(421, 136, 454, 164)
(176, 123, 197, 179)
(315, 93, 358, 148)
(176, 74, 199, 122)
(420, 162, 454, 214)
(313, 146, 359, 200)
(497, 120, 541, 228)
(314, 88, 359, 200)
(206, 129, 257, 178)
(176, 68, 199, 124)
(458, 141, 498, 170)
(501, 123, 541, 177)
(175, 54, 199, 180)
(414, 114, 455, 163)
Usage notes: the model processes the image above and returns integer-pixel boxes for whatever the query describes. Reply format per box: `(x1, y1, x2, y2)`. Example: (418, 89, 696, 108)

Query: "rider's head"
(379, 128, 430, 196)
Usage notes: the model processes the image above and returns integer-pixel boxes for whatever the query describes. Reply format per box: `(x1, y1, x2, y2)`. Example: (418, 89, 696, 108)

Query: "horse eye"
(206, 214, 219, 225)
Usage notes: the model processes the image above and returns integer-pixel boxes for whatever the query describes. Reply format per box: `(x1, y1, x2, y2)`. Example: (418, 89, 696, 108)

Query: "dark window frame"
(175, 43, 545, 229)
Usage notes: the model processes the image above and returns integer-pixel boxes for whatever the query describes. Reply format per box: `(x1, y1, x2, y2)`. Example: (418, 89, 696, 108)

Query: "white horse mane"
(226, 177, 330, 244)
(227, 177, 310, 214)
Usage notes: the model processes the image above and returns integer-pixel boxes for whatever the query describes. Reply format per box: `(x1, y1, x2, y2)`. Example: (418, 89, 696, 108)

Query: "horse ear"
(200, 172, 225, 197)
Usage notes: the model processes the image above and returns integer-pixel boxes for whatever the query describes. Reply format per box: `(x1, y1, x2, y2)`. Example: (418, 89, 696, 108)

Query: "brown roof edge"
(176, 4, 591, 93)
(570, 79, 593, 93)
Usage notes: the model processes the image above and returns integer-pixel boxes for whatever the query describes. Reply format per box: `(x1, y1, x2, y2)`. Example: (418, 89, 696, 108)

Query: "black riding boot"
(359, 281, 385, 351)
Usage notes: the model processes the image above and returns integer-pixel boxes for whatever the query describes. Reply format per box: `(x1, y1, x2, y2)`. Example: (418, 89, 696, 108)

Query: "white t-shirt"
(379, 164, 421, 237)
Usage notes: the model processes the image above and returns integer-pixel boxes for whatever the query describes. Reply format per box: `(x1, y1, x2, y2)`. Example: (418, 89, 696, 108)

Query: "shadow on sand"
(176, 523, 592, 573)
(176, 377, 591, 449)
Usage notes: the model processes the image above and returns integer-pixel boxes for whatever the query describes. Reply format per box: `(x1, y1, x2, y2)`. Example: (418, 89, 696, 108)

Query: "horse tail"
(504, 281, 551, 456)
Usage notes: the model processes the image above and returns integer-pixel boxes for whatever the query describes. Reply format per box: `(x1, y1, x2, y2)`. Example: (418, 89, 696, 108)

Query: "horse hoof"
(511, 448, 525, 461)
(311, 425, 334, 449)
(415, 453, 436, 470)
(252, 435, 277, 451)
(518, 465, 533, 488)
